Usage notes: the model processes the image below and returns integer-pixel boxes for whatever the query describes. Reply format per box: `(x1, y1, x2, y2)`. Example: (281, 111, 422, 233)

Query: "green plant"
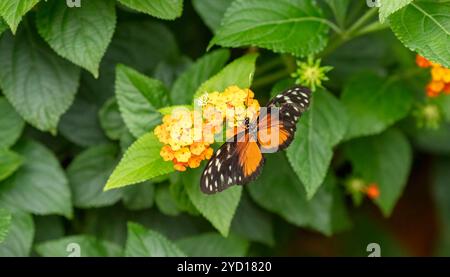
(0, 0, 449, 257)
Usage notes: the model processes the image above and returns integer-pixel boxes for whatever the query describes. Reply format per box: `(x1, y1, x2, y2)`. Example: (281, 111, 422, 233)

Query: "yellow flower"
(154, 85, 260, 172)
(174, 147, 191, 163)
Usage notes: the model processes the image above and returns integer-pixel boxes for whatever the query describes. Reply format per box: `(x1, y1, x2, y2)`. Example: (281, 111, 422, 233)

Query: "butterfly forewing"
(200, 133, 264, 194)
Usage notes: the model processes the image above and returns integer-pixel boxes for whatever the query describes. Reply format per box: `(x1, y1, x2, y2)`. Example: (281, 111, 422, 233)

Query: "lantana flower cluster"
(416, 55, 450, 97)
(154, 86, 260, 172)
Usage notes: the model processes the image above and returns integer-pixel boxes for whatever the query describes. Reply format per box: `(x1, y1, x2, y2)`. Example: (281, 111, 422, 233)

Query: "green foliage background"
(0, 0, 449, 257)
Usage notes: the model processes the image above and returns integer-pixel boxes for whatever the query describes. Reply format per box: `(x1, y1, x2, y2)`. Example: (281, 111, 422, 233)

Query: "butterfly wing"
(258, 86, 311, 152)
(200, 133, 264, 194)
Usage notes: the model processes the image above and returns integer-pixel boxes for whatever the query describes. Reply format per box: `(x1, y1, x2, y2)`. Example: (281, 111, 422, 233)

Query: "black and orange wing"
(258, 86, 311, 152)
(200, 133, 264, 194)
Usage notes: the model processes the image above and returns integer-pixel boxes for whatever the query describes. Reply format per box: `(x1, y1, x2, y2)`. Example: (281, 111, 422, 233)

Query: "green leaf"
(37, 0, 116, 77)
(0, 97, 24, 148)
(99, 97, 126, 140)
(125, 222, 185, 257)
(344, 129, 412, 216)
(122, 181, 155, 211)
(341, 72, 413, 140)
(192, 0, 231, 32)
(177, 233, 249, 257)
(67, 144, 122, 208)
(211, 0, 329, 57)
(379, 0, 413, 23)
(231, 193, 274, 246)
(434, 94, 450, 122)
(248, 153, 351, 236)
(0, 208, 11, 243)
(154, 56, 192, 89)
(0, 211, 34, 256)
(90, 21, 179, 99)
(389, 1, 450, 68)
(0, 19, 8, 35)
(183, 167, 242, 237)
(33, 215, 65, 243)
(171, 49, 230, 104)
(58, 96, 108, 147)
(193, 53, 258, 100)
(432, 158, 450, 256)
(0, 0, 40, 33)
(104, 132, 174, 190)
(35, 235, 122, 257)
(155, 184, 181, 216)
(0, 148, 22, 182)
(118, 0, 183, 20)
(115, 64, 170, 138)
(286, 90, 348, 198)
(0, 140, 72, 218)
(0, 26, 80, 133)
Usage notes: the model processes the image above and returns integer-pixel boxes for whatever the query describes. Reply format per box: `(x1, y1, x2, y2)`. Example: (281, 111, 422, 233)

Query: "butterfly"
(200, 86, 311, 194)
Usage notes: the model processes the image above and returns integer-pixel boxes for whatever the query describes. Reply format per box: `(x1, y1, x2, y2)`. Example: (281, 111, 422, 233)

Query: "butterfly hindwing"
(200, 133, 264, 194)
(258, 86, 311, 152)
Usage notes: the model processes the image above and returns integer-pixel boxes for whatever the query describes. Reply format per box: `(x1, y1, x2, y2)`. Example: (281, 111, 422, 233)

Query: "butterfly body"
(200, 86, 311, 194)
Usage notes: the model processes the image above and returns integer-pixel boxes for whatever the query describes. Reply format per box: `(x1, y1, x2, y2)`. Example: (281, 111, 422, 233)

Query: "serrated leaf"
(193, 53, 258, 100)
(183, 167, 242, 237)
(379, 0, 413, 23)
(171, 49, 230, 105)
(154, 55, 192, 89)
(0, 97, 24, 148)
(0, 0, 40, 33)
(0, 148, 22, 182)
(0, 26, 80, 133)
(344, 129, 412, 216)
(341, 72, 413, 140)
(0, 140, 72, 218)
(389, 1, 450, 68)
(35, 235, 122, 257)
(115, 64, 170, 138)
(104, 132, 174, 190)
(59, 96, 108, 147)
(99, 97, 126, 140)
(67, 144, 122, 208)
(286, 90, 348, 198)
(122, 181, 155, 211)
(0, 208, 11, 244)
(248, 153, 351, 236)
(192, 0, 231, 32)
(231, 193, 274, 246)
(177, 233, 249, 257)
(211, 0, 329, 57)
(0, 211, 34, 257)
(118, 0, 183, 20)
(37, 0, 116, 77)
(125, 222, 185, 257)
(87, 21, 179, 100)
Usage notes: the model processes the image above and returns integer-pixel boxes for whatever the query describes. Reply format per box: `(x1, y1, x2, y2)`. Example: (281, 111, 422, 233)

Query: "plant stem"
(318, 8, 379, 58)
(255, 57, 284, 76)
(252, 69, 291, 89)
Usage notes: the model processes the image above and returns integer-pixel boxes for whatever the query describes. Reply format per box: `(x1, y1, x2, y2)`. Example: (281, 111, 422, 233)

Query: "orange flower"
(443, 83, 450, 94)
(154, 86, 260, 172)
(426, 81, 445, 97)
(416, 55, 432, 68)
(365, 183, 380, 199)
